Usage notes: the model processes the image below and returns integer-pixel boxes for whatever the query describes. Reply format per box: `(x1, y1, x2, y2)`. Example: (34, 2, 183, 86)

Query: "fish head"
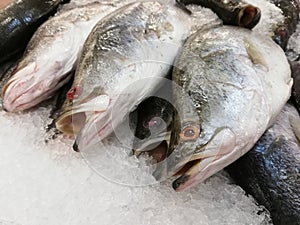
(148, 90, 238, 191)
(237, 5, 261, 29)
(132, 96, 174, 154)
(148, 110, 238, 191)
(2, 61, 70, 112)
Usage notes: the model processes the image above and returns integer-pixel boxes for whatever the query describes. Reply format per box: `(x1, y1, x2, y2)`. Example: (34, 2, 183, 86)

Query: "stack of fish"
(0, 0, 299, 224)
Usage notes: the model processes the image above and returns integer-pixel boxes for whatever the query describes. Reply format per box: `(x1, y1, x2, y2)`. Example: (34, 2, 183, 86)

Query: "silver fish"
(2, 2, 118, 112)
(163, 26, 292, 192)
(54, 1, 221, 151)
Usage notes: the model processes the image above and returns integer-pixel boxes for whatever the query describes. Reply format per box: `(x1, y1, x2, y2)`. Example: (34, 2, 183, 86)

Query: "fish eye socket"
(179, 125, 200, 141)
(143, 116, 162, 129)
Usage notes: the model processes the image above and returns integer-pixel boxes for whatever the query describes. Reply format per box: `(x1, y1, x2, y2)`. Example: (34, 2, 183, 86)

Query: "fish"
(0, 53, 21, 84)
(0, 53, 22, 110)
(129, 79, 175, 161)
(154, 26, 292, 192)
(175, 0, 261, 29)
(45, 74, 75, 142)
(1, 2, 119, 112)
(226, 103, 300, 225)
(54, 1, 221, 151)
(0, 0, 70, 64)
(131, 96, 174, 154)
(289, 60, 300, 112)
(269, 0, 300, 50)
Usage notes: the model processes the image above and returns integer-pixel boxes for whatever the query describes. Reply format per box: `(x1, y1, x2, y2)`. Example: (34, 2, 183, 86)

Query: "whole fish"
(176, 0, 261, 29)
(2, 2, 119, 112)
(54, 1, 221, 151)
(269, 0, 300, 50)
(156, 26, 292, 192)
(0, 0, 69, 64)
(226, 104, 300, 225)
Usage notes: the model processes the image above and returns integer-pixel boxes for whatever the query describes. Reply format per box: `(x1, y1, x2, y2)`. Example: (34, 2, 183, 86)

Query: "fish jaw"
(2, 59, 72, 112)
(238, 5, 261, 29)
(168, 127, 239, 192)
(73, 108, 116, 152)
(55, 94, 110, 135)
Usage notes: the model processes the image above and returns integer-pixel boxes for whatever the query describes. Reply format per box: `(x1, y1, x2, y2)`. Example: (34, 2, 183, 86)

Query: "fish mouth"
(55, 94, 110, 135)
(55, 110, 87, 135)
(238, 5, 261, 29)
(2, 61, 70, 112)
(169, 127, 237, 192)
(136, 127, 237, 191)
(71, 101, 124, 152)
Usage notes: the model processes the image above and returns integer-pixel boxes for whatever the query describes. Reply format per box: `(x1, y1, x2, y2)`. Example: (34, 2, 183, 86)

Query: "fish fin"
(289, 114, 300, 143)
(244, 38, 269, 71)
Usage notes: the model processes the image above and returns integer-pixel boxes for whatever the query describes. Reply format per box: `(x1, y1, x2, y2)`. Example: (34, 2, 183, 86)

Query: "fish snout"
(161, 127, 238, 192)
(238, 5, 261, 29)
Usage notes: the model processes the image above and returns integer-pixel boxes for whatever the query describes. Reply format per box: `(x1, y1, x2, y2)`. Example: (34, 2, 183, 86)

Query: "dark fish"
(175, 0, 261, 29)
(0, 0, 70, 64)
(270, 0, 300, 50)
(226, 104, 300, 225)
(0, 53, 21, 82)
(289, 60, 300, 113)
(129, 96, 174, 163)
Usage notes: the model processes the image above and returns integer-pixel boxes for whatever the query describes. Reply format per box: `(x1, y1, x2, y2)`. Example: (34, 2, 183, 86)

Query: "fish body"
(2, 2, 118, 112)
(270, 0, 300, 49)
(55, 1, 221, 151)
(226, 104, 300, 225)
(0, 0, 69, 64)
(165, 26, 292, 191)
(176, 0, 261, 29)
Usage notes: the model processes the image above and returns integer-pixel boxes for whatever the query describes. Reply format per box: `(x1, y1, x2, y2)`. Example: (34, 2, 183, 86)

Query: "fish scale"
(2, 2, 119, 112)
(55, 1, 222, 150)
(158, 26, 292, 192)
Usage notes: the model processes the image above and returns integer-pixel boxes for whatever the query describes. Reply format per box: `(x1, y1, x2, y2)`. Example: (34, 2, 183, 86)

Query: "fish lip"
(157, 127, 237, 190)
(132, 131, 171, 155)
(171, 155, 217, 192)
(238, 5, 261, 29)
(55, 110, 87, 135)
(2, 63, 70, 112)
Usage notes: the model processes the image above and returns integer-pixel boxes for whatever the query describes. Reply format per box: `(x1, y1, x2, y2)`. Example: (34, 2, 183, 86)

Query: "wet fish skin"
(270, 0, 300, 50)
(176, 0, 261, 29)
(0, 53, 22, 109)
(289, 60, 300, 112)
(55, 1, 221, 150)
(226, 104, 300, 225)
(164, 26, 292, 192)
(0, 0, 70, 64)
(2, 2, 118, 112)
(131, 96, 174, 151)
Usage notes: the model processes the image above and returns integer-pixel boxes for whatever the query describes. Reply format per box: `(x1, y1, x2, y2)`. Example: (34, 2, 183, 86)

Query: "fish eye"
(179, 125, 200, 141)
(143, 116, 162, 129)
